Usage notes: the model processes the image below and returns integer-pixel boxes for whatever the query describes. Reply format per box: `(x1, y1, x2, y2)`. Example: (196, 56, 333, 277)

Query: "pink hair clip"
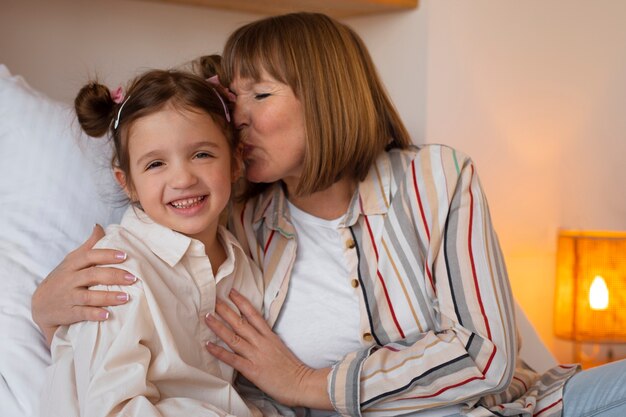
(206, 75, 236, 102)
(110, 86, 125, 104)
(206, 75, 235, 123)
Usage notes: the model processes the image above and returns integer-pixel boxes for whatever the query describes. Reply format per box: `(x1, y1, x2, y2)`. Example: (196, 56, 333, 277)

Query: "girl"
(39, 62, 264, 417)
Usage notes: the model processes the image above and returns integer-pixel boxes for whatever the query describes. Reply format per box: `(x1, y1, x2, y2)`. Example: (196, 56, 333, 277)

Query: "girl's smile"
(168, 194, 208, 215)
(115, 105, 236, 250)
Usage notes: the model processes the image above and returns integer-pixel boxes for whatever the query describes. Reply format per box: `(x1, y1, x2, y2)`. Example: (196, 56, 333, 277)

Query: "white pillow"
(0, 64, 126, 417)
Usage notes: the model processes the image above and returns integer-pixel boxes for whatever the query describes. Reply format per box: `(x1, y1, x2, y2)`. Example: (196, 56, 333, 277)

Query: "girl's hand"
(205, 289, 333, 410)
(31, 224, 136, 346)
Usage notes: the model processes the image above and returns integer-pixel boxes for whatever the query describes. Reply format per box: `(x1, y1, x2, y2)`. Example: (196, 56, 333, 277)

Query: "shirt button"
(363, 332, 373, 342)
(346, 239, 356, 249)
(351, 279, 359, 288)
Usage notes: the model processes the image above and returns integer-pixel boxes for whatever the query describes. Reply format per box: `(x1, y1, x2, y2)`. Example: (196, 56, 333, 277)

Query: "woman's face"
(230, 70, 306, 192)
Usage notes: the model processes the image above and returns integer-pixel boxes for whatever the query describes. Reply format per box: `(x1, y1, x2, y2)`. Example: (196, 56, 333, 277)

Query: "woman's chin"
(245, 169, 275, 184)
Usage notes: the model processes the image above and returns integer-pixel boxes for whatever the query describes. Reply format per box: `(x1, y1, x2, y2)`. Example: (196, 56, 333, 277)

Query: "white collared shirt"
(40, 207, 264, 417)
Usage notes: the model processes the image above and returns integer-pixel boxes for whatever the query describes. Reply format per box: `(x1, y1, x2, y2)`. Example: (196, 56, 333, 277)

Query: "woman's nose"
(232, 100, 249, 130)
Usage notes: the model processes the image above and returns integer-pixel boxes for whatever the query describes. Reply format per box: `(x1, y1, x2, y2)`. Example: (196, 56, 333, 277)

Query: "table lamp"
(553, 230, 626, 366)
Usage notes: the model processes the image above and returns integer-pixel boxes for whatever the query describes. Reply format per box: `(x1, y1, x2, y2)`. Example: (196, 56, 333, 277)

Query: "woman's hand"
(31, 224, 137, 346)
(205, 289, 333, 410)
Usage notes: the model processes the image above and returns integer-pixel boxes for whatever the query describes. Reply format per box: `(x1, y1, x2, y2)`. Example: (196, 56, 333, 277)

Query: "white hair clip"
(113, 94, 131, 130)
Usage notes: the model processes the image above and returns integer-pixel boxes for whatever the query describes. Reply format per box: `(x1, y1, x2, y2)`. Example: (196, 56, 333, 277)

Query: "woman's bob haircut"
(222, 12, 411, 198)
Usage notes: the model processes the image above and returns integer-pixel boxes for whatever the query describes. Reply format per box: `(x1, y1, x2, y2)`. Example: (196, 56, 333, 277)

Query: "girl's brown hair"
(221, 12, 411, 199)
(74, 55, 234, 196)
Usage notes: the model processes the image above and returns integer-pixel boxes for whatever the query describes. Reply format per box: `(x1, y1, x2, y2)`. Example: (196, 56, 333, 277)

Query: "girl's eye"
(146, 161, 164, 170)
(194, 152, 213, 159)
(254, 93, 270, 100)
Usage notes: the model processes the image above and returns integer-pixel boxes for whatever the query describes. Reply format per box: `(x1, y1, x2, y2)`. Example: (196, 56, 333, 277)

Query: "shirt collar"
(251, 183, 296, 238)
(344, 150, 393, 225)
(120, 207, 246, 280)
(120, 207, 192, 267)
(251, 150, 394, 231)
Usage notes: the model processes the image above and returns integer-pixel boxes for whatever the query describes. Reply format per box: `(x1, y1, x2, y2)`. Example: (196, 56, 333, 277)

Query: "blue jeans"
(563, 359, 626, 417)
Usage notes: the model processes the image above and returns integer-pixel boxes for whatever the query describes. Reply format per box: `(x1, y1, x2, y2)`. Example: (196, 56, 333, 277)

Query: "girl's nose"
(169, 164, 198, 189)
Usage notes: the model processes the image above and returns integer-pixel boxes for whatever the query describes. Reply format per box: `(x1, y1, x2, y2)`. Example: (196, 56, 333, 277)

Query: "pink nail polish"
(100, 311, 110, 320)
(115, 252, 127, 260)
(124, 273, 137, 282)
(117, 293, 129, 302)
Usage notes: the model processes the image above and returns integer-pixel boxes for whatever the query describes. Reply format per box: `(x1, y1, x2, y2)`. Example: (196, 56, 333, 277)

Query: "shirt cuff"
(328, 346, 375, 417)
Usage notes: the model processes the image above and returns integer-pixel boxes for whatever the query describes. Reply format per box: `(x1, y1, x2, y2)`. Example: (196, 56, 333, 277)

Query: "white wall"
(2, 0, 625, 363)
(0, 0, 258, 103)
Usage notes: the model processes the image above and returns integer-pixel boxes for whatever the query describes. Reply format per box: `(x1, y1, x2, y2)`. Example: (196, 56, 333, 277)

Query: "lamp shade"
(554, 230, 626, 342)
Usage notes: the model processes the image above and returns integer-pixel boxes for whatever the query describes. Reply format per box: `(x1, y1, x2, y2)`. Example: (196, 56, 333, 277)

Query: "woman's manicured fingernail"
(100, 310, 110, 320)
(115, 251, 127, 260)
(124, 273, 137, 282)
(117, 293, 129, 302)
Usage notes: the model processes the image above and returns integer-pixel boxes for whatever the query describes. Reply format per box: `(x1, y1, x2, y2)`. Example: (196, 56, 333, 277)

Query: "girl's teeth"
(171, 196, 204, 208)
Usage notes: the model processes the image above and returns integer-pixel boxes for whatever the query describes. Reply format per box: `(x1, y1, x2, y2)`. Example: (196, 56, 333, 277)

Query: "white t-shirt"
(273, 202, 363, 417)
(273, 201, 363, 370)
(273, 201, 462, 417)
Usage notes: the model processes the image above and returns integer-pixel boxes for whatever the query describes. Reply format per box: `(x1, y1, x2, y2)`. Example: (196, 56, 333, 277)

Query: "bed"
(0, 65, 557, 417)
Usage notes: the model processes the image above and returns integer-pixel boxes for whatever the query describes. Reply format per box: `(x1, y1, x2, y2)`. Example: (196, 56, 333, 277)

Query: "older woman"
(32, 12, 625, 417)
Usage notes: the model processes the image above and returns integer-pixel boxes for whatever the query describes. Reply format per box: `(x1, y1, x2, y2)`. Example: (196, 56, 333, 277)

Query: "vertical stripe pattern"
(230, 145, 579, 417)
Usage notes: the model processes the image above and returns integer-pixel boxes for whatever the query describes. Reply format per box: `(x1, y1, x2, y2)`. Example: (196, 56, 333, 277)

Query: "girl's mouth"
(169, 195, 206, 209)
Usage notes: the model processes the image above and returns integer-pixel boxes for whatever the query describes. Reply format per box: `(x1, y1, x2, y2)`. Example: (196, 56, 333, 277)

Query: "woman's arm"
(31, 224, 135, 345)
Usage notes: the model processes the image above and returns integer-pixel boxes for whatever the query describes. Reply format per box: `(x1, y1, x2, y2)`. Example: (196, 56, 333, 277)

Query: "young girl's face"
(116, 105, 237, 246)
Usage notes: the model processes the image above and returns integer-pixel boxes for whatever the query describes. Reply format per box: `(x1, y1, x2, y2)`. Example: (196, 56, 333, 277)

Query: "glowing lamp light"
(554, 230, 626, 345)
(589, 275, 609, 311)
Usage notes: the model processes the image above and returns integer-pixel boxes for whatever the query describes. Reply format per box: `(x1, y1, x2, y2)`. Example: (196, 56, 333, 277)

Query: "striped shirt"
(230, 144, 578, 417)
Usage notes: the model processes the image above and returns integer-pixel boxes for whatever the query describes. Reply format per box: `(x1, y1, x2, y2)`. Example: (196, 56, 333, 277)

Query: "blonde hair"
(222, 12, 411, 198)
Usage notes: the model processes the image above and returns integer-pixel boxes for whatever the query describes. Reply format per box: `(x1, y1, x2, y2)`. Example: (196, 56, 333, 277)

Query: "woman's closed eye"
(254, 93, 271, 100)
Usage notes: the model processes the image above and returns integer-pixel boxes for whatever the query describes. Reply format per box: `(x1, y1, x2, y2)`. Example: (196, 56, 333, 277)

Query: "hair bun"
(192, 54, 224, 80)
(74, 82, 117, 137)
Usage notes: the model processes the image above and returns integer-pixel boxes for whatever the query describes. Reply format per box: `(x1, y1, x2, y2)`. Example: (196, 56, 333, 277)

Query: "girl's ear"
(113, 168, 135, 200)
